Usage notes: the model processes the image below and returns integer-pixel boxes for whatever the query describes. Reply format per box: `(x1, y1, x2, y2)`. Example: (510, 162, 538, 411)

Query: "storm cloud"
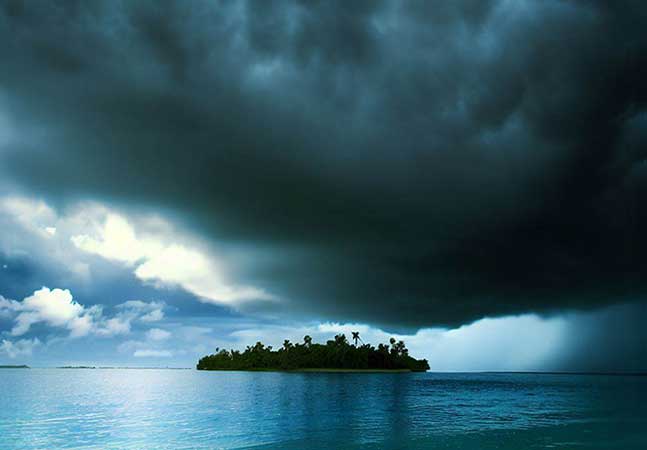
(1, 0, 647, 330)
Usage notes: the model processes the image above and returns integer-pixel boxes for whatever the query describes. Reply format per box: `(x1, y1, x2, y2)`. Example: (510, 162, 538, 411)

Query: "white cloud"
(0, 338, 40, 358)
(92, 300, 168, 337)
(0, 196, 91, 282)
(11, 287, 96, 337)
(116, 339, 142, 353)
(115, 324, 215, 360)
(1, 196, 273, 307)
(0, 295, 21, 318)
(71, 213, 158, 265)
(2, 288, 164, 339)
(96, 317, 131, 336)
(70, 210, 273, 305)
(141, 308, 164, 322)
(146, 328, 171, 341)
(117, 300, 165, 323)
(0, 197, 57, 238)
(134, 349, 172, 358)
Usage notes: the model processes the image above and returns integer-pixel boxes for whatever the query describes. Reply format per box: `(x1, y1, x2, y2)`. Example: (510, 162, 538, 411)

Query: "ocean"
(0, 369, 645, 449)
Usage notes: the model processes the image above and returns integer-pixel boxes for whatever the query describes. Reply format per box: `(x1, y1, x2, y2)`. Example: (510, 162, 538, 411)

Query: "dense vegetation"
(197, 334, 429, 372)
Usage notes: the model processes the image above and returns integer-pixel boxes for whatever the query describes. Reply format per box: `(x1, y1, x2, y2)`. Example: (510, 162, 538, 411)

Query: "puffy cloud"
(134, 349, 172, 358)
(11, 287, 96, 337)
(146, 328, 171, 341)
(0, 338, 40, 359)
(1, 287, 165, 338)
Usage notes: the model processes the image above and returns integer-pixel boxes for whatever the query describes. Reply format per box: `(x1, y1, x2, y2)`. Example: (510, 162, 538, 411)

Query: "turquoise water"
(0, 370, 645, 449)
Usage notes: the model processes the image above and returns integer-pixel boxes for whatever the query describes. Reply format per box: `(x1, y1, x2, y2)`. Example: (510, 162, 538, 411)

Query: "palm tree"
(334, 334, 348, 346)
(303, 335, 312, 347)
(395, 340, 406, 356)
(351, 331, 363, 346)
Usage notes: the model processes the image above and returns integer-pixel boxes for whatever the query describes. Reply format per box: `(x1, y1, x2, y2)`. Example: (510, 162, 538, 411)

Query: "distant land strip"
(480, 371, 647, 376)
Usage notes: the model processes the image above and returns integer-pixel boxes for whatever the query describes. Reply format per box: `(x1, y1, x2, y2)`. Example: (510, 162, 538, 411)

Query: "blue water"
(0, 370, 645, 449)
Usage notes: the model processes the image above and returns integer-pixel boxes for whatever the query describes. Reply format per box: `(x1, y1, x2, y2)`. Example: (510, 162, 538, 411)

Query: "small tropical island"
(197, 333, 429, 372)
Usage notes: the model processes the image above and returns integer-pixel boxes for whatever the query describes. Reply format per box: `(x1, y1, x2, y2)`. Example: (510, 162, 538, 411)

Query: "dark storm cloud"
(1, 0, 647, 329)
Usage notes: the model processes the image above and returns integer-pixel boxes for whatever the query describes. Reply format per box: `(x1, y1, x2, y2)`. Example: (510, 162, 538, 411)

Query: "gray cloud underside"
(1, 0, 647, 329)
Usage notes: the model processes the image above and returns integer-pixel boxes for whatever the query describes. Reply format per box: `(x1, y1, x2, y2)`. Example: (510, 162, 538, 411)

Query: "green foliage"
(196, 334, 429, 372)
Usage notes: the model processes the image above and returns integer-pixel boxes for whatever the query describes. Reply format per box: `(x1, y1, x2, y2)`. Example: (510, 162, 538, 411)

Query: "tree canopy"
(197, 334, 429, 372)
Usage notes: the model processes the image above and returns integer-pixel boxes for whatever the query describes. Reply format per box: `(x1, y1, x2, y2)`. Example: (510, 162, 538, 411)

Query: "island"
(0, 365, 29, 369)
(57, 366, 96, 369)
(197, 333, 429, 372)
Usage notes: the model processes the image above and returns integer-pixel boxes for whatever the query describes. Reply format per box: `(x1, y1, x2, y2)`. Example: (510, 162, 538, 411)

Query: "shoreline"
(198, 368, 414, 373)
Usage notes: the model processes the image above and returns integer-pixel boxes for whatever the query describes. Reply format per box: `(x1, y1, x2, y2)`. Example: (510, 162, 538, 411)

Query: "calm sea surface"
(0, 369, 645, 449)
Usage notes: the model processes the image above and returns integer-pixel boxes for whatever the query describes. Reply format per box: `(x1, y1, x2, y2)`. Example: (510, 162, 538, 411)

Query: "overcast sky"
(1, 0, 646, 370)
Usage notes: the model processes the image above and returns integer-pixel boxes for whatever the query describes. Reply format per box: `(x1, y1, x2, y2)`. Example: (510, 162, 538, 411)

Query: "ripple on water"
(0, 370, 646, 449)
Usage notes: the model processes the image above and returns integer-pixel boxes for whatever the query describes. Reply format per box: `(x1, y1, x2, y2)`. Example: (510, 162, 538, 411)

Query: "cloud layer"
(0, 1, 646, 335)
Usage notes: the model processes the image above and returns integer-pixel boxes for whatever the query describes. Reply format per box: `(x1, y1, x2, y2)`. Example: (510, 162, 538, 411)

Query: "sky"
(0, 0, 646, 371)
